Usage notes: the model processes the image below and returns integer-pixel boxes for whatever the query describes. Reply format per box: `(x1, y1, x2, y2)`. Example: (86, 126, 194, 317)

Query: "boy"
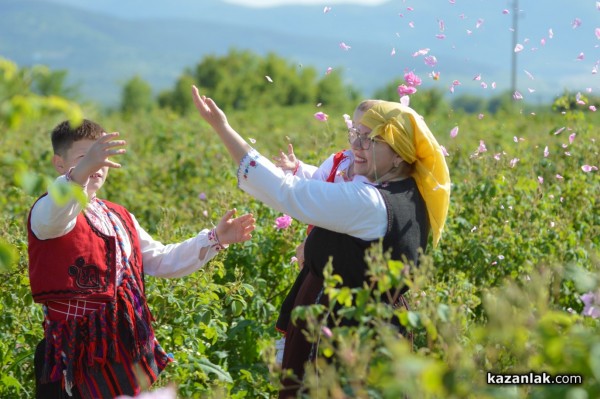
(28, 119, 255, 398)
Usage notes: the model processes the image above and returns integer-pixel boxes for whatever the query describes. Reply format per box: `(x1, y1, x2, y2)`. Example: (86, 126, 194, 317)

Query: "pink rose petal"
(450, 126, 459, 138)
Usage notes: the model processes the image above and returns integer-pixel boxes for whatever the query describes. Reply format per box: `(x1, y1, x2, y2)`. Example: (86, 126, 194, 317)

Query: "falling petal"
(476, 18, 484, 28)
(556, 174, 563, 180)
(339, 42, 351, 51)
(513, 91, 523, 100)
(399, 95, 410, 106)
(596, 28, 600, 40)
(582, 165, 598, 172)
(541, 38, 546, 46)
(554, 127, 565, 135)
(326, 67, 333, 74)
(424, 55, 438, 67)
(524, 70, 535, 80)
(202, 210, 208, 217)
(438, 19, 445, 31)
(510, 158, 520, 168)
(590, 105, 597, 111)
(544, 146, 549, 157)
(502, 9, 510, 14)
(491, 82, 497, 89)
(343, 114, 353, 128)
(323, 6, 331, 13)
(548, 29, 554, 39)
(314, 112, 328, 121)
(450, 126, 459, 138)
(440, 145, 449, 156)
(249, 137, 256, 144)
(537, 176, 544, 184)
(198, 192, 207, 200)
(471, 226, 477, 233)
(436, 34, 446, 39)
(528, 88, 536, 93)
(478, 113, 484, 119)
(390, 47, 396, 56)
(569, 133, 576, 144)
(412, 48, 430, 57)
(452, 80, 461, 86)
(265, 75, 273, 83)
(473, 73, 482, 81)
(577, 52, 585, 60)
(481, 82, 488, 88)
(409, 21, 415, 28)
(291, 256, 298, 263)
(321, 326, 333, 338)
(466, 29, 473, 35)
(513, 136, 519, 143)
(514, 43, 524, 52)
(430, 71, 440, 80)
(494, 153, 501, 160)
(571, 18, 582, 29)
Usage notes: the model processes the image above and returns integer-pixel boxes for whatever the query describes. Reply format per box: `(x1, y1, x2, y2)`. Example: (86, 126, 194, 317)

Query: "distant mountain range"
(1, 0, 598, 106)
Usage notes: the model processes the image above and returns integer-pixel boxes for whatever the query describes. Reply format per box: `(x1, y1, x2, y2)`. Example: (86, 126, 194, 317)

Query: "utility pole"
(511, 0, 519, 97)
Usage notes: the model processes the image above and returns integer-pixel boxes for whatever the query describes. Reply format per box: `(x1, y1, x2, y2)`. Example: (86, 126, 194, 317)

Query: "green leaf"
(198, 357, 233, 383)
(0, 241, 18, 273)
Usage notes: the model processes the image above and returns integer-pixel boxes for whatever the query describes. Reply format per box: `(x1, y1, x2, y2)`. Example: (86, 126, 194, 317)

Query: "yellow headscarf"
(360, 101, 450, 247)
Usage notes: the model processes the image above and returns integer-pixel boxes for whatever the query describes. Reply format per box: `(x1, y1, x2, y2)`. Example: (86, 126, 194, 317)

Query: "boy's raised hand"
(215, 209, 255, 246)
(273, 143, 298, 172)
(70, 132, 126, 185)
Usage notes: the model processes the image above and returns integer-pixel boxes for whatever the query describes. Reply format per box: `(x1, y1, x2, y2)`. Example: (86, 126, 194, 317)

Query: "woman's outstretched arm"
(191, 85, 252, 164)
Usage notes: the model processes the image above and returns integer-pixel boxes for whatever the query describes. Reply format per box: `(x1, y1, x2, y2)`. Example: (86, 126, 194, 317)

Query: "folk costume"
(29, 174, 225, 399)
(237, 101, 450, 398)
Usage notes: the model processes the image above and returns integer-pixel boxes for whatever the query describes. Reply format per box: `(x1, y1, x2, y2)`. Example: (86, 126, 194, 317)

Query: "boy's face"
(53, 139, 109, 196)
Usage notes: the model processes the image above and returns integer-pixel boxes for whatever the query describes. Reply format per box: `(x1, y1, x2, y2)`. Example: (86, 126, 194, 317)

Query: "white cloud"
(223, 0, 390, 8)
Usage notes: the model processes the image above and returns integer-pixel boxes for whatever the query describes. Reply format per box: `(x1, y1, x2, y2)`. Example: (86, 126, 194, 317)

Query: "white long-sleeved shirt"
(238, 149, 388, 241)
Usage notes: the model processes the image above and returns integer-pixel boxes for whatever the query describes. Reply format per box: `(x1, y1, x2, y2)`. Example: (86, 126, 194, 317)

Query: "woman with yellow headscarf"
(191, 89, 450, 398)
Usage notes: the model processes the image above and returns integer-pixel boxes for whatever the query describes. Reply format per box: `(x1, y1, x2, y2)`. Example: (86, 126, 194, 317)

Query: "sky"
(223, 0, 390, 7)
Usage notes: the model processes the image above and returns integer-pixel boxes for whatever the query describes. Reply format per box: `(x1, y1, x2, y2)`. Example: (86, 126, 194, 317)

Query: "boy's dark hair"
(51, 119, 105, 156)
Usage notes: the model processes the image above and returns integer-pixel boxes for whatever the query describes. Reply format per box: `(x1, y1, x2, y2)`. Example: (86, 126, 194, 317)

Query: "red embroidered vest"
(27, 196, 144, 302)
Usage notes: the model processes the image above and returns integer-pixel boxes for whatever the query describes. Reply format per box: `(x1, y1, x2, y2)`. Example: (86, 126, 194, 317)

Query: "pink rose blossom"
(397, 84, 417, 96)
(582, 165, 598, 172)
(581, 292, 600, 318)
(478, 140, 487, 153)
(314, 112, 328, 121)
(404, 71, 422, 86)
(275, 214, 293, 230)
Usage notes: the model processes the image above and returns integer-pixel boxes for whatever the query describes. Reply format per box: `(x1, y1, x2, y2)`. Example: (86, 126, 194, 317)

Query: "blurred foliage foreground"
(1, 57, 600, 399)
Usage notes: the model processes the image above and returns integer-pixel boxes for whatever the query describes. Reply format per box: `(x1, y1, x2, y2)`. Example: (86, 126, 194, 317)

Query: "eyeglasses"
(348, 128, 382, 150)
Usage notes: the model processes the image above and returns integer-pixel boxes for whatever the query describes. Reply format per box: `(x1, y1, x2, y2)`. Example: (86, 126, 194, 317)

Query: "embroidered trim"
(237, 148, 260, 185)
(208, 228, 224, 251)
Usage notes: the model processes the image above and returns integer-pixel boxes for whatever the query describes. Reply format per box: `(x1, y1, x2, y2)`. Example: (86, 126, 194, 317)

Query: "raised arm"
(191, 85, 252, 164)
